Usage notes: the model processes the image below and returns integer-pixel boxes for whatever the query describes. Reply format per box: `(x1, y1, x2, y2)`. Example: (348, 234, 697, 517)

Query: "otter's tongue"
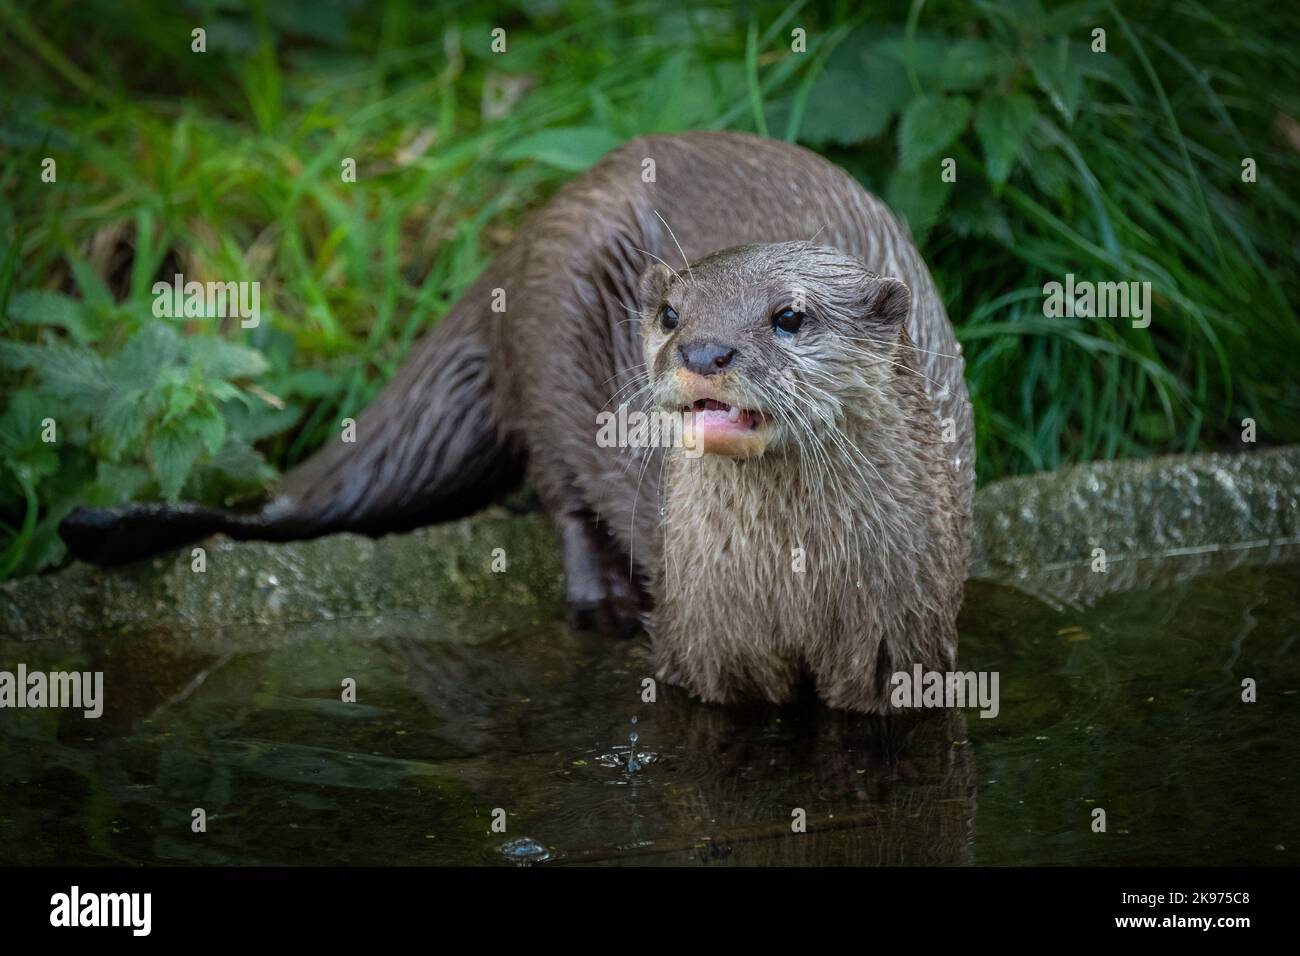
(686, 399, 766, 457)
(692, 399, 758, 431)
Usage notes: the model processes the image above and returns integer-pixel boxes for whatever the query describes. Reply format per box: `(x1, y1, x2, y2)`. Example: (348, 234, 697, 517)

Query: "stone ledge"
(3, 447, 1297, 638)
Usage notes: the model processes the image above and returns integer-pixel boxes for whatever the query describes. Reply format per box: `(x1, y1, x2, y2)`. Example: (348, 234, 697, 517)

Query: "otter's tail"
(59, 255, 524, 566)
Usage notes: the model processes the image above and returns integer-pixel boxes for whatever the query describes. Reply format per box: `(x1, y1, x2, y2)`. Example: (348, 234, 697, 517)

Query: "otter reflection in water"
(385, 632, 975, 866)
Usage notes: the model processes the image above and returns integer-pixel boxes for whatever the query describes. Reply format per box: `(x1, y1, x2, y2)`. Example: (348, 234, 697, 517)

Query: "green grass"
(1, 0, 1298, 578)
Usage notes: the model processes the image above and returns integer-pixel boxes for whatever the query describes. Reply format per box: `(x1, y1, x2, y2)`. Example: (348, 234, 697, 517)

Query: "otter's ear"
(637, 262, 673, 318)
(860, 276, 911, 328)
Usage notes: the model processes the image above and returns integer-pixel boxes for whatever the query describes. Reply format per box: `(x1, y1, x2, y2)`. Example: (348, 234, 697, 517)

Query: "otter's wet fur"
(61, 131, 974, 713)
(641, 244, 966, 709)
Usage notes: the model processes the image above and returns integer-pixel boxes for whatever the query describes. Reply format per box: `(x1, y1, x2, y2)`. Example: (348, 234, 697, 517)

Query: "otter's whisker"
(600, 370, 652, 413)
(838, 333, 961, 361)
(653, 209, 695, 286)
(599, 361, 647, 392)
(835, 341, 950, 395)
(632, 246, 684, 287)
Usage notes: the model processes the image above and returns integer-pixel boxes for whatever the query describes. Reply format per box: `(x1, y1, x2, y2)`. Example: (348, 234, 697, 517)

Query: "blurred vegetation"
(1, 0, 1298, 579)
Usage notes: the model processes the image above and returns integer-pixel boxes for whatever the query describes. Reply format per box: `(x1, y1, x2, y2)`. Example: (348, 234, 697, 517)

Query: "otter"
(60, 131, 974, 713)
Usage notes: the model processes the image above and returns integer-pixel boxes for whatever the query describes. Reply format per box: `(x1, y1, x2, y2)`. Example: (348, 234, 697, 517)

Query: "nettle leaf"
(223, 399, 302, 442)
(189, 437, 279, 503)
(18, 509, 71, 577)
(1026, 38, 1083, 124)
(109, 321, 182, 390)
(96, 389, 149, 461)
(886, 164, 955, 245)
(9, 451, 60, 494)
(28, 343, 110, 406)
(7, 290, 95, 344)
(877, 33, 950, 87)
(185, 336, 269, 379)
(91, 461, 151, 505)
(975, 92, 1038, 183)
(163, 382, 200, 424)
(897, 95, 972, 169)
(0, 389, 38, 450)
(149, 423, 204, 501)
(1023, 126, 1075, 202)
(1075, 42, 1139, 104)
(0, 339, 43, 371)
(190, 398, 227, 456)
(800, 41, 911, 147)
(939, 39, 1016, 91)
(947, 192, 1016, 246)
(0, 389, 60, 482)
(208, 380, 244, 403)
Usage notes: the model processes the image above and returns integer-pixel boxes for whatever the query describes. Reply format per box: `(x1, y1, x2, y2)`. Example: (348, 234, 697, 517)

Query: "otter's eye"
(773, 308, 804, 338)
(660, 304, 680, 332)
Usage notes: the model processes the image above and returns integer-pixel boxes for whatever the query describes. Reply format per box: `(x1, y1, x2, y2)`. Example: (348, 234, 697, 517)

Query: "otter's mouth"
(680, 399, 769, 458)
(682, 398, 765, 430)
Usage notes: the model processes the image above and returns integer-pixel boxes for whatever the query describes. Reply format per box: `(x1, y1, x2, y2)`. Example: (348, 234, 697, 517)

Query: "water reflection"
(0, 559, 1296, 866)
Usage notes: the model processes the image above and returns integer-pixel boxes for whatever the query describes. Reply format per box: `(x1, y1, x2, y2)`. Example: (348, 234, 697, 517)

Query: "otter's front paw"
(561, 518, 644, 638)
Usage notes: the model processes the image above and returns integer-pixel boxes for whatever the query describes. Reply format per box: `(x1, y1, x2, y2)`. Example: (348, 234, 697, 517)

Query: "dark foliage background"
(2, 0, 1298, 578)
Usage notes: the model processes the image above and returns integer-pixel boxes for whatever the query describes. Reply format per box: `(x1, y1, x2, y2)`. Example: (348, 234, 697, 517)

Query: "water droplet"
(627, 716, 642, 773)
(500, 837, 550, 864)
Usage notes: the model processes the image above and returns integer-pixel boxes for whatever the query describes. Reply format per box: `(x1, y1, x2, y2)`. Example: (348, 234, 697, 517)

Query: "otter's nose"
(679, 343, 737, 376)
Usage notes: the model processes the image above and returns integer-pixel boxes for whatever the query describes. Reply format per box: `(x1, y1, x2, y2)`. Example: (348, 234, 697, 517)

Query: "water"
(626, 716, 641, 774)
(1, 559, 1296, 865)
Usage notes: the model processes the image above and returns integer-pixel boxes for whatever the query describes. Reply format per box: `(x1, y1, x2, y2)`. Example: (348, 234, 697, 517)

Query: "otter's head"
(638, 241, 912, 458)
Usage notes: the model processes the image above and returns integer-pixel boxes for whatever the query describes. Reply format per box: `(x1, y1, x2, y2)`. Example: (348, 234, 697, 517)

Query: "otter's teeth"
(727, 405, 741, 423)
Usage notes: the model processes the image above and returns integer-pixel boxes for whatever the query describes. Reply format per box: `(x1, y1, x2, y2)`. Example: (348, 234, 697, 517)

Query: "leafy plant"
(783, 0, 1300, 477)
(0, 268, 289, 576)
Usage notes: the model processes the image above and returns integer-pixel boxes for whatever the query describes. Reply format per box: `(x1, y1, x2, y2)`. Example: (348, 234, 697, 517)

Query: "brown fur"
(639, 244, 966, 710)
(61, 131, 974, 713)
(488, 132, 973, 712)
